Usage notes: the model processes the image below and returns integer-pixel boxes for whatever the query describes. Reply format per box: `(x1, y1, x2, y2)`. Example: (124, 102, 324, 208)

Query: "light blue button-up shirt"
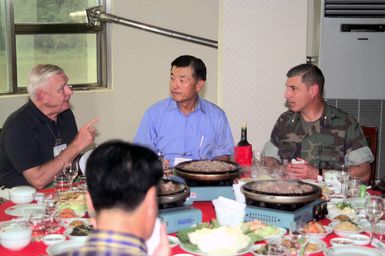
(134, 97, 234, 167)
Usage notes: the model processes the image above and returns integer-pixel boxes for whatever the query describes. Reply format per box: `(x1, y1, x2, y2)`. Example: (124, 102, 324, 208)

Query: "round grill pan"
(174, 160, 241, 182)
(241, 179, 322, 204)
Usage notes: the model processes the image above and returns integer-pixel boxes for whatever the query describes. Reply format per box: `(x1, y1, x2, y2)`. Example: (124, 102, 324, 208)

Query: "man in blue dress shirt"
(134, 55, 234, 167)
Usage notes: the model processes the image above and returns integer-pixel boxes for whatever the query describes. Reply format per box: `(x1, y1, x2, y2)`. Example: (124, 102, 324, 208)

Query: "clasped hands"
(285, 157, 318, 180)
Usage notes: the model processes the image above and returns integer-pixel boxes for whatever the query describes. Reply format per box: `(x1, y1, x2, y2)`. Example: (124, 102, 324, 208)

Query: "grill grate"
(324, 0, 385, 17)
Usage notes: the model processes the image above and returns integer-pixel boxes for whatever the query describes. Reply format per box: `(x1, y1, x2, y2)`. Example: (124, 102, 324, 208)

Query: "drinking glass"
(157, 152, 172, 178)
(63, 162, 79, 190)
(44, 197, 58, 217)
(336, 164, 350, 196)
(347, 178, 361, 198)
(254, 151, 265, 166)
(365, 196, 384, 242)
(29, 214, 46, 241)
(54, 173, 70, 193)
(44, 214, 61, 234)
(77, 175, 87, 191)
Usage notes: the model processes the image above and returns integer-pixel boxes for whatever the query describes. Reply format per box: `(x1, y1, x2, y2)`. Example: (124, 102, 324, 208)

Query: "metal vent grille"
(325, 0, 385, 17)
(326, 99, 384, 180)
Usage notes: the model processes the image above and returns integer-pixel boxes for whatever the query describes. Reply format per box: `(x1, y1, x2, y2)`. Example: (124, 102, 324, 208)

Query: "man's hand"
(72, 118, 99, 151)
(286, 157, 318, 180)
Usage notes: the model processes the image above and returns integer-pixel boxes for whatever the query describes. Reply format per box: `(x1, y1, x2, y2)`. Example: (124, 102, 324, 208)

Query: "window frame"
(2, 0, 107, 95)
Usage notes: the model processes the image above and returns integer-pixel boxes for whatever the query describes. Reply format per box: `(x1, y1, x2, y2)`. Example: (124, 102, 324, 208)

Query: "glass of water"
(63, 162, 79, 190)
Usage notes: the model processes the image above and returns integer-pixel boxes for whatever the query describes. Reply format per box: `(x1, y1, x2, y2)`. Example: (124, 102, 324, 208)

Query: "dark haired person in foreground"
(60, 140, 169, 256)
(263, 63, 373, 183)
(134, 55, 234, 168)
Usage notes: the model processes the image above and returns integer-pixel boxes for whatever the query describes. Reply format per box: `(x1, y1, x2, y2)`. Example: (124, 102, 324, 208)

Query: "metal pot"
(174, 160, 241, 182)
(157, 179, 190, 208)
(241, 179, 322, 205)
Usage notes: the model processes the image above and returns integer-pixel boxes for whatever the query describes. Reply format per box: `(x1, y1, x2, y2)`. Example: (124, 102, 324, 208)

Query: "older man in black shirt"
(0, 64, 98, 189)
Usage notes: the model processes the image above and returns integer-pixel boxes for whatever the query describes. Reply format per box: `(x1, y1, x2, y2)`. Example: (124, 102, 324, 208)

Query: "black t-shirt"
(0, 100, 78, 188)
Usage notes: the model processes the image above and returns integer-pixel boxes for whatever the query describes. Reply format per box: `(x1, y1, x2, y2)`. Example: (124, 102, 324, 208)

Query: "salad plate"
(180, 242, 252, 256)
(262, 227, 287, 242)
(324, 246, 383, 256)
(5, 204, 44, 217)
(46, 240, 85, 255)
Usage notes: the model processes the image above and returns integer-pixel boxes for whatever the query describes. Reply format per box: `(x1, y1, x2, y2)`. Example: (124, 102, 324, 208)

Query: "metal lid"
(9, 186, 36, 197)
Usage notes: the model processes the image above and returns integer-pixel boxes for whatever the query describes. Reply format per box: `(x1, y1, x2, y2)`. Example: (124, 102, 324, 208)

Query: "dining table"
(0, 188, 383, 256)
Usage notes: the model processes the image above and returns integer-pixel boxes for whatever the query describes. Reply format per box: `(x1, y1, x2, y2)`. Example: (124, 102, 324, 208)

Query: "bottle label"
(234, 145, 252, 166)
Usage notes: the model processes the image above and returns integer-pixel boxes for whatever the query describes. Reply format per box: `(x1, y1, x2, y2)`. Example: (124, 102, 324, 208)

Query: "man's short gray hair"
(27, 64, 64, 100)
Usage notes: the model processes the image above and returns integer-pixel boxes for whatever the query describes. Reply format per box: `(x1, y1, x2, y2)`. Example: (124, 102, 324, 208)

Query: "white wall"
(0, 0, 308, 152)
(220, 0, 308, 151)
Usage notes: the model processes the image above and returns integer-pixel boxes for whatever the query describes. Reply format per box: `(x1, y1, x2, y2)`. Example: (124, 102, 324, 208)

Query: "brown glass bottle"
(237, 122, 250, 146)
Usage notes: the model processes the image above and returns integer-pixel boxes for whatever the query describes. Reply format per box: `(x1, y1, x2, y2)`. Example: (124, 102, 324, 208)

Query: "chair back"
(361, 126, 378, 185)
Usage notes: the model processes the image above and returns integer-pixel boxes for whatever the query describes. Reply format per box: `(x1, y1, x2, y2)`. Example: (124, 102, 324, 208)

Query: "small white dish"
(333, 227, 362, 238)
(46, 240, 85, 255)
(329, 195, 346, 203)
(168, 235, 180, 248)
(64, 228, 89, 243)
(330, 237, 354, 247)
(306, 226, 332, 240)
(42, 234, 66, 246)
(348, 234, 370, 246)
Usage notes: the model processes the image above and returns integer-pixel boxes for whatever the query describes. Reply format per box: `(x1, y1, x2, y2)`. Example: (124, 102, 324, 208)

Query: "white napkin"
(145, 218, 161, 255)
(232, 182, 245, 204)
(212, 196, 246, 227)
(79, 149, 93, 175)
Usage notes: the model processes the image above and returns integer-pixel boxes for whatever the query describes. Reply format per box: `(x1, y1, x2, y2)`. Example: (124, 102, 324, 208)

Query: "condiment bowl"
(9, 186, 36, 204)
(42, 234, 66, 246)
(306, 226, 332, 240)
(0, 223, 32, 250)
(64, 227, 89, 243)
(348, 234, 370, 246)
(330, 237, 354, 247)
(333, 227, 362, 237)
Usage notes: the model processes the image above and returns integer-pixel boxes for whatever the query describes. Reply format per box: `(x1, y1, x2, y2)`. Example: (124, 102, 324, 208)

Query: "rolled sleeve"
(345, 146, 374, 166)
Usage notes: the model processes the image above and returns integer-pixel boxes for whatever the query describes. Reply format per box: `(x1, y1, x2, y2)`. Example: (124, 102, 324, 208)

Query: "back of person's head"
(27, 64, 64, 100)
(85, 140, 163, 213)
(171, 55, 207, 81)
(287, 63, 325, 95)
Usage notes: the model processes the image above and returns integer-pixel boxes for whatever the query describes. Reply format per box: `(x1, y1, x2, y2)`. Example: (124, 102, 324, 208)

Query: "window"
(0, 0, 107, 94)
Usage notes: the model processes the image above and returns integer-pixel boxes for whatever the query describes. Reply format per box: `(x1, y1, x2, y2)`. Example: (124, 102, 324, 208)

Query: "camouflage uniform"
(265, 102, 373, 169)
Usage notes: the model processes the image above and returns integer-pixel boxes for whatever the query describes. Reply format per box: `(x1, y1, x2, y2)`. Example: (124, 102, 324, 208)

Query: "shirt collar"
(166, 96, 205, 114)
(287, 101, 334, 127)
(28, 100, 55, 125)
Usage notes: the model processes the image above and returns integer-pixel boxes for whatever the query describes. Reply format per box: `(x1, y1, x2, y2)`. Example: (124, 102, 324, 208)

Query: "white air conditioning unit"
(319, 0, 385, 99)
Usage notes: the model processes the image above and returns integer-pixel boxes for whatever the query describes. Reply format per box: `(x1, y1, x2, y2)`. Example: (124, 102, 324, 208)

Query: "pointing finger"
(84, 117, 99, 128)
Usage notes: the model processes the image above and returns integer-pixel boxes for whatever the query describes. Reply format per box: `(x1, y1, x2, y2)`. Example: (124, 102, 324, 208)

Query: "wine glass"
(63, 162, 79, 190)
(365, 196, 384, 242)
(336, 164, 350, 196)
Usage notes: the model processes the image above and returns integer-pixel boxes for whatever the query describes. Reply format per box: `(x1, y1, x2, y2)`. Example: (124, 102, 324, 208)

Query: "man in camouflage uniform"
(263, 63, 373, 183)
